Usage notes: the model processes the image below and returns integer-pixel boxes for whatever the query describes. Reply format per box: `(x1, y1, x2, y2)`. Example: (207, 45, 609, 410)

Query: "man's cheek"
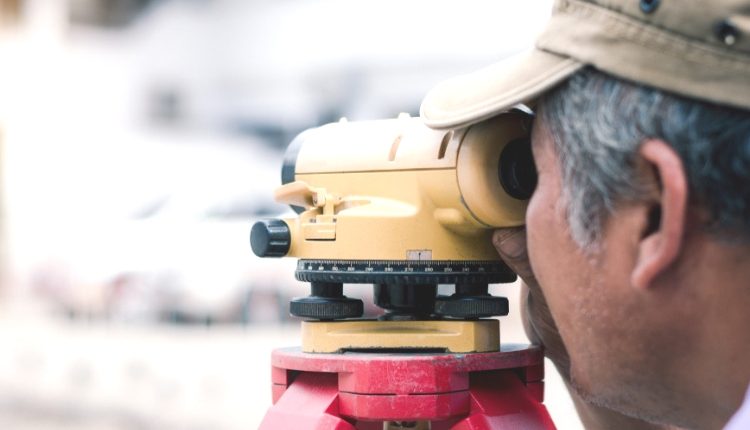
(525, 190, 566, 313)
(525, 194, 547, 276)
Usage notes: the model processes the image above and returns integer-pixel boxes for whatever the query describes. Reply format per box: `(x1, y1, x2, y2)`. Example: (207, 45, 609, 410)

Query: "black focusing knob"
(250, 219, 291, 257)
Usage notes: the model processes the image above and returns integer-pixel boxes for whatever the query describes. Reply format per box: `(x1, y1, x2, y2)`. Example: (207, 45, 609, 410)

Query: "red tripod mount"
(259, 344, 556, 429)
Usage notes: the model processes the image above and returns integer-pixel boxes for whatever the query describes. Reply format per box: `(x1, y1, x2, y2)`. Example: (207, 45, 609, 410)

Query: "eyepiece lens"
(498, 138, 537, 200)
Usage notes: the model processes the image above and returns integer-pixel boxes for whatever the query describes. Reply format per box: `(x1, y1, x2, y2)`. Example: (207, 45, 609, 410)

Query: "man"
(421, 0, 749, 429)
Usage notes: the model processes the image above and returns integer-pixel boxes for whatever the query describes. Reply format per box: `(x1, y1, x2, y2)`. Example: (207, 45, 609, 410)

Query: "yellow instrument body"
(276, 111, 530, 262)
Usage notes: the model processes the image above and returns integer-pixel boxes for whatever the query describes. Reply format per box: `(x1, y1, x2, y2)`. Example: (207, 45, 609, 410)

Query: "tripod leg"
(449, 371, 556, 430)
(260, 371, 356, 430)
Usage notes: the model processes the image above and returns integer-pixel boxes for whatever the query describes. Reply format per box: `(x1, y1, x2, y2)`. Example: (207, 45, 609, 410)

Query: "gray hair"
(539, 68, 750, 248)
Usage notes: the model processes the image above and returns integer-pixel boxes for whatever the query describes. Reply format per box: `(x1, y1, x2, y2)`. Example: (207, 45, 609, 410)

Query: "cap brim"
(420, 49, 583, 130)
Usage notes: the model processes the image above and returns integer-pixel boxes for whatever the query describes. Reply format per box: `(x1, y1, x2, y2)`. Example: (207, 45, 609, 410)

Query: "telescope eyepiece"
(498, 137, 537, 200)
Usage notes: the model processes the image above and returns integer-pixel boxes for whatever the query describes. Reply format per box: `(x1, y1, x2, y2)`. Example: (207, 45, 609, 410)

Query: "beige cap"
(421, 0, 750, 130)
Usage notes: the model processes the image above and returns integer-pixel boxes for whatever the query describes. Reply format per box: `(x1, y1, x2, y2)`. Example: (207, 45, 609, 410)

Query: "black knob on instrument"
(434, 283, 509, 319)
(435, 295, 509, 319)
(290, 282, 364, 320)
(250, 219, 291, 257)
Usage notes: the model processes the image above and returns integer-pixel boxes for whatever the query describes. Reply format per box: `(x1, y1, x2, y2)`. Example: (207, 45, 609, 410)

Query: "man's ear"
(631, 139, 688, 290)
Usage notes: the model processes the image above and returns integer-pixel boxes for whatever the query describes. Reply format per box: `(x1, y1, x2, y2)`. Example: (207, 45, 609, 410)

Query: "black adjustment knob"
(250, 219, 291, 257)
(434, 295, 509, 319)
(290, 297, 364, 320)
(434, 283, 509, 319)
(290, 282, 364, 320)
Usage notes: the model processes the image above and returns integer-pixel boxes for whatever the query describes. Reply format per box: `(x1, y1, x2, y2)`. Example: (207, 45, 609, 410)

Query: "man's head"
(538, 68, 750, 249)
(421, 0, 750, 427)
(527, 67, 750, 428)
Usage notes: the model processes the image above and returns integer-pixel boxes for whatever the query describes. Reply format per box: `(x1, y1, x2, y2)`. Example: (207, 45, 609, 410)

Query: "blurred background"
(0, 0, 582, 428)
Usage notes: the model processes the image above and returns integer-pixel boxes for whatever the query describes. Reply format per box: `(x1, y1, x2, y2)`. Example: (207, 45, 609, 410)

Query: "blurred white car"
(115, 180, 299, 324)
(28, 134, 302, 324)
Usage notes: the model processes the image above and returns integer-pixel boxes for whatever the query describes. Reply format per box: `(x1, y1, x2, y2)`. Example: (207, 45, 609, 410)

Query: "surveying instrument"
(251, 106, 556, 429)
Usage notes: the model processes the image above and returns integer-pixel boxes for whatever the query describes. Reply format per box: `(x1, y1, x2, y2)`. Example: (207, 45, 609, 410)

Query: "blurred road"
(0, 304, 297, 430)
(0, 289, 583, 429)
